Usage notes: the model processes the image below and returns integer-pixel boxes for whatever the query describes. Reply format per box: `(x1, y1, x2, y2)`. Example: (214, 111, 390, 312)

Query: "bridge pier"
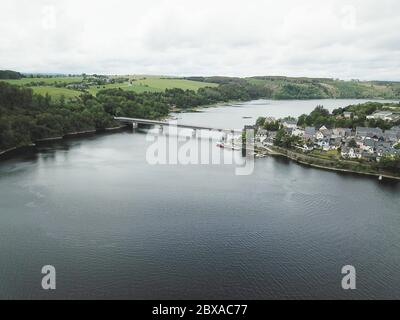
(192, 129, 197, 138)
(131, 122, 138, 129)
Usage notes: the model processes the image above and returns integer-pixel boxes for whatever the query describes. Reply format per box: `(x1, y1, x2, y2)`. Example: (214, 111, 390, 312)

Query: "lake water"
(0, 99, 399, 299)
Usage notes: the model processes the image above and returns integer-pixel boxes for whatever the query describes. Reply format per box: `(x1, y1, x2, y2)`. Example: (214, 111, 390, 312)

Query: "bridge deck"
(114, 117, 242, 133)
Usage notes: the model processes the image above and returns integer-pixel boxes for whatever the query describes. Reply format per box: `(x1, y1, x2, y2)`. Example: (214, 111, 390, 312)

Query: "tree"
(379, 154, 400, 172)
(256, 117, 266, 128)
(264, 120, 280, 131)
(348, 139, 358, 148)
(274, 129, 302, 149)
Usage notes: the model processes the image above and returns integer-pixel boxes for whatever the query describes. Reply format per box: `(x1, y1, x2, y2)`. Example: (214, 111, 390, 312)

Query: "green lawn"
(310, 149, 340, 160)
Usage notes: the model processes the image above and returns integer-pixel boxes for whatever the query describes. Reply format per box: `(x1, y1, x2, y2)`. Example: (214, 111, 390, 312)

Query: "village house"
(304, 127, 316, 140)
(360, 138, 376, 153)
(361, 152, 376, 162)
(315, 131, 324, 140)
(256, 129, 268, 143)
(329, 137, 342, 150)
(282, 119, 298, 129)
(292, 128, 305, 137)
(257, 129, 268, 137)
(341, 147, 362, 159)
(366, 110, 400, 122)
(255, 117, 398, 162)
(343, 112, 353, 119)
(316, 138, 330, 150)
(332, 128, 352, 138)
(384, 130, 399, 143)
(356, 127, 384, 140)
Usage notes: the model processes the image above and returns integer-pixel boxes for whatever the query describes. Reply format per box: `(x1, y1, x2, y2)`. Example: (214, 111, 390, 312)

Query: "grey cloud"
(0, 0, 399, 80)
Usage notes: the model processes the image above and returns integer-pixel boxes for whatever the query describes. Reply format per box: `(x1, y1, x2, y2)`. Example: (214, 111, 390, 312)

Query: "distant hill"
(0, 70, 23, 80)
(2, 71, 400, 100)
(186, 76, 400, 100)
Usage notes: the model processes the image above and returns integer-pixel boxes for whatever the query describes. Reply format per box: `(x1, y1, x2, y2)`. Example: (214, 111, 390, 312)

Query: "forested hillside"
(188, 76, 400, 100)
(246, 76, 400, 100)
(0, 80, 270, 151)
(2, 71, 400, 153)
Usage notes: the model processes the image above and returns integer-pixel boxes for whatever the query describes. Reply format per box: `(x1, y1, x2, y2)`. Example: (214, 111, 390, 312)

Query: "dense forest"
(0, 81, 270, 151)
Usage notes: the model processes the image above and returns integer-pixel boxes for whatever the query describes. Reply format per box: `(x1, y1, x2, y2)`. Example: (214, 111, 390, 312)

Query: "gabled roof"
(356, 127, 383, 137)
(282, 119, 298, 125)
(305, 127, 316, 135)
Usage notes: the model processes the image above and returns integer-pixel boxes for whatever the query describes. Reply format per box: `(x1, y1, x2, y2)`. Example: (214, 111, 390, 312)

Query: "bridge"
(114, 117, 243, 134)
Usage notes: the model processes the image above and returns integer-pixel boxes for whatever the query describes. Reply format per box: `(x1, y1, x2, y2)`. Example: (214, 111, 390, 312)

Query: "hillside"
(0, 74, 218, 100)
(1, 71, 400, 101)
(246, 76, 400, 100)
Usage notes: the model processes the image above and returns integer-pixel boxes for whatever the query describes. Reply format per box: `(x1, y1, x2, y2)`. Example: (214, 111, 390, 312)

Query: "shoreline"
(171, 97, 399, 114)
(0, 125, 129, 161)
(258, 145, 400, 181)
(1, 123, 399, 181)
(171, 99, 246, 113)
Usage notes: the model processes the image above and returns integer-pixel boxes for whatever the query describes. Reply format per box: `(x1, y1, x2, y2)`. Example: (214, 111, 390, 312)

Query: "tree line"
(0, 70, 23, 79)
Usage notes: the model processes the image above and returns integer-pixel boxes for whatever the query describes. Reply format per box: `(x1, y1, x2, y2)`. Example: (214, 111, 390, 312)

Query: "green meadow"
(0, 76, 218, 99)
(88, 77, 218, 95)
(3, 76, 84, 86)
(31, 86, 82, 99)
(133, 77, 218, 91)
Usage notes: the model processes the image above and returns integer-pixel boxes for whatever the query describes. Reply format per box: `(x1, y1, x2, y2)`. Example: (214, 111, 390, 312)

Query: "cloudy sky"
(1, 0, 399, 80)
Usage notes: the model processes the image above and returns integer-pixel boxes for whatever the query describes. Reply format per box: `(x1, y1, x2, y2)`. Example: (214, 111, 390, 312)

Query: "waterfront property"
(255, 118, 400, 164)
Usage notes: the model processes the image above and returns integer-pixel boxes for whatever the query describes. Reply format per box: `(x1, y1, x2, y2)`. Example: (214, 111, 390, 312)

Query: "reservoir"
(0, 99, 399, 299)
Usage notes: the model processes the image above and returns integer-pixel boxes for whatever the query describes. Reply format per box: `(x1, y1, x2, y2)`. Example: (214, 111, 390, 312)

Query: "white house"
(315, 131, 325, 140)
(341, 147, 362, 159)
(292, 128, 305, 137)
(282, 119, 298, 129)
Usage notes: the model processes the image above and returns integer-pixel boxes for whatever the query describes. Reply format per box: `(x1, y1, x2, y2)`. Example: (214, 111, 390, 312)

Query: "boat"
(216, 142, 225, 148)
(242, 116, 253, 119)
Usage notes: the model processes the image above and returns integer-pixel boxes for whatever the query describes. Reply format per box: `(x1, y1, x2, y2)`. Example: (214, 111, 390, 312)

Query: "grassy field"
(309, 149, 340, 160)
(135, 77, 218, 91)
(1, 76, 218, 99)
(88, 77, 218, 95)
(31, 86, 82, 99)
(87, 82, 161, 96)
(3, 76, 83, 85)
